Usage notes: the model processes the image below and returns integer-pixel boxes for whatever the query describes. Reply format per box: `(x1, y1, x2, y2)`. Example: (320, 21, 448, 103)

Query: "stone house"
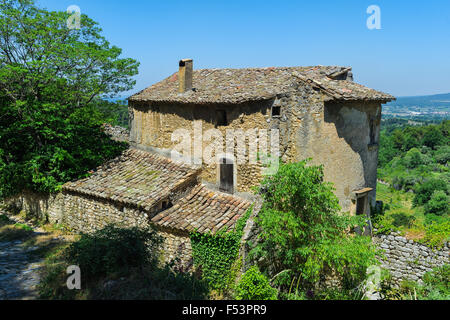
(8, 59, 395, 269)
(128, 59, 395, 216)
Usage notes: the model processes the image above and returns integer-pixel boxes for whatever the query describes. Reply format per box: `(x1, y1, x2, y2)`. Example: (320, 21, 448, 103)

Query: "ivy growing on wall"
(190, 206, 253, 292)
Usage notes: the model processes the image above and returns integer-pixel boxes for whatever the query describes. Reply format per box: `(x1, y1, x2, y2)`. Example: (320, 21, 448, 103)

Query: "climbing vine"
(190, 206, 253, 292)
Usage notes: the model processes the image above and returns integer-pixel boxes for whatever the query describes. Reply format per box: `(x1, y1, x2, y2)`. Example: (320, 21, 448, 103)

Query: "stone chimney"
(179, 59, 193, 93)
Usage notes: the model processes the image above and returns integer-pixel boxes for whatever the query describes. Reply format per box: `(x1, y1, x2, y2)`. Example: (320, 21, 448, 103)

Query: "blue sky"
(37, 0, 450, 97)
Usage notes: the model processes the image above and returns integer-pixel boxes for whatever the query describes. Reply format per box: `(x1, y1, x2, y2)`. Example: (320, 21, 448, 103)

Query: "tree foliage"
(424, 190, 449, 217)
(250, 160, 378, 294)
(235, 266, 278, 300)
(0, 0, 138, 198)
(413, 179, 448, 207)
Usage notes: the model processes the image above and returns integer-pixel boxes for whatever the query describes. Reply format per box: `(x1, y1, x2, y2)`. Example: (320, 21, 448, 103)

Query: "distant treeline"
(379, 119, 449, 167)
(94, 99, 130, 129)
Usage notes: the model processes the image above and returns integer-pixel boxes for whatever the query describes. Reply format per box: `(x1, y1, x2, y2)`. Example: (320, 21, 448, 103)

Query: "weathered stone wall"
(285, 94, 382, 213)
(6, 191, 193, 268)
(157, 228, 193, 269)
(4, 191, 59, 222)
(130, 100, 274, 193)
(129, 92, 382, 213)
(102, 124, 130, 142)
(47, 192, 150, 232)
(373, 231, 449, 284)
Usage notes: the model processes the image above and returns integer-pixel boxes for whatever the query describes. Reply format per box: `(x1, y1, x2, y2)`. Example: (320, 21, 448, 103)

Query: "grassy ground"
(375, 182, 449, 245)
(376, 182, 425, 224)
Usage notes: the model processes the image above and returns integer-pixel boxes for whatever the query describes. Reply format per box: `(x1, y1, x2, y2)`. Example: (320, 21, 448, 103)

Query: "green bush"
(0, 214, 11, 226)
(421, 220, 450, 248)
(434, 145, 450, 165)
(250, 160, 378, 294)
(425, 213, 447, 226)
(235, 266, 278, 300)
(65, 225, 162, 280)
(413, 179, 448, 207)
(390, 212, 416, 228)
(424, 190, 449, 216)
(404, 148, 424, 169)
(419, 265, 450, 300)
(39, 224, 209, 300)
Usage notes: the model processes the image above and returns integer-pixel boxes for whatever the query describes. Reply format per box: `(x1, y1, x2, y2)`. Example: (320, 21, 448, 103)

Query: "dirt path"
(0, 238, 43, 299)
(0, 212, 69, 300)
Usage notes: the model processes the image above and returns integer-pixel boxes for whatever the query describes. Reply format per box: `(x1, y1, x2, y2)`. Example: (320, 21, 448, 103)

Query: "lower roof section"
(151, 184, 253, 234)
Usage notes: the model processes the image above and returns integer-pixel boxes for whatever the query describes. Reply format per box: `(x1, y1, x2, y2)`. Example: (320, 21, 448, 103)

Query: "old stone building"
(128, 59, 395, 215)
(6, 59, 395, 270)
(44, 148, 253, 267)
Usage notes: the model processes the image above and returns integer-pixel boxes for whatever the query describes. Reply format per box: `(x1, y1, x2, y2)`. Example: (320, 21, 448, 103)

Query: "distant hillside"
(388, 93, 450, 107)
(383, 93, 450, 120)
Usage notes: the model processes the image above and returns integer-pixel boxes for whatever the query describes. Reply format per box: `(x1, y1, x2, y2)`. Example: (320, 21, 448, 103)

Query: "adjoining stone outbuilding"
(47, 148, 253, 267)
(128, 60, 395, 216)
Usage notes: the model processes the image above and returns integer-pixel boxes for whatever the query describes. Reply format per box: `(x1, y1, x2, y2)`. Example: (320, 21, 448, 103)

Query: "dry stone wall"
(4, 191, 193, 268)
(373, 231, 449, 284)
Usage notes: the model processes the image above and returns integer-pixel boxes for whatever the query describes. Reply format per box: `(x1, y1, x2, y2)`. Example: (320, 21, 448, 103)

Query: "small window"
(216, 110, 228, 126)
(162, 200, 172, 210)
(272, 106, 281, 117)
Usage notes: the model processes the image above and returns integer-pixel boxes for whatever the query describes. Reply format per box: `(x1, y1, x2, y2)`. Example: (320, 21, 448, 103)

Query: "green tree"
(404, 148, 423, 169)
(250, 160, 378, 295)
(0, 0, 138, 198)
(434, 145, 450, 165)
(424, 191, 449, 216)
(413, 179, 448, 207)
(392, 130, 406, 151)
(378, 131, 397, 166)
(422, 126, 445, 150)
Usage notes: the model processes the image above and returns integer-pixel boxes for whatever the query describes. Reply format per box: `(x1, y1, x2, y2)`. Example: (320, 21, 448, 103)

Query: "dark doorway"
(219, 157, 234, 194)
(356, 196, 367, 215)
(216, 110, 228, 126)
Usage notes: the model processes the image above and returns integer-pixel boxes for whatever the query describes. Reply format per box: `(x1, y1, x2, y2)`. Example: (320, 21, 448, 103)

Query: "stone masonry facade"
(129, 63, 395, 215)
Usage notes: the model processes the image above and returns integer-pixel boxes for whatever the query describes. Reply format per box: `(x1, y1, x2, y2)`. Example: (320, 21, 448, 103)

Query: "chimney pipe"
(179, 59, 193, 93)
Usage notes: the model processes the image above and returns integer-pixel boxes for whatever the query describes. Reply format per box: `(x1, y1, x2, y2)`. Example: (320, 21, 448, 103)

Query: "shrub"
(65, 225, 162, 280)
(434, 145, 450, 165)
(413, 179, 448, 207)
(390, 212, 416, 228)
(425, 213, 447, 226)
(424, 190, 449, 216)
(419, 265, 450, 300)
(250, 160, 378, 294)
(421, 220, 450, 248)
(39, 225, 209, 300)
(0, 214, 11, 226)
(235, 266, 278, 300)
(404, 148, 423, 169)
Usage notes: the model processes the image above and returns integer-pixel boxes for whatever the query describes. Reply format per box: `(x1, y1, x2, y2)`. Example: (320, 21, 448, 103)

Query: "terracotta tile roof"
(129, 66, 395, 104)
(292, 71, 396, 102)
(63, 149, 201, 212)
(151, 184, 252, 234)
